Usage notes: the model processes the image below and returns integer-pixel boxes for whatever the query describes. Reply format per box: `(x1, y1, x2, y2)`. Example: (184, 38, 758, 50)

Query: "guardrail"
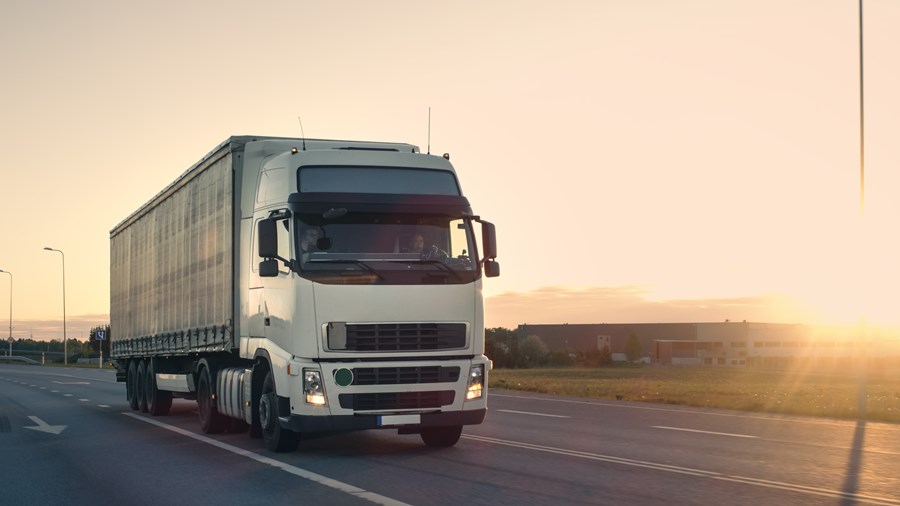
(0, 355, 41, 365)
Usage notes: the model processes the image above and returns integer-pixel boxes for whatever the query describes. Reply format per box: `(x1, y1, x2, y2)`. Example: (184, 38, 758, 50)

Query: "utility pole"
(0, 270, 11, 356)
(43, 247, 67, 366)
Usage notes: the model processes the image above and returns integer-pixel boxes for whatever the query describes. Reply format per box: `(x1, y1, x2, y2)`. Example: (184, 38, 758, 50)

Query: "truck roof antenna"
(297, 116, 307, 151)
(427, 107, 431, 155)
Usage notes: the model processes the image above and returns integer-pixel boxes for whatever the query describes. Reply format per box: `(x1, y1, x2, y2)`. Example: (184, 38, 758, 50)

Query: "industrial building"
(515, 322, 900, 367)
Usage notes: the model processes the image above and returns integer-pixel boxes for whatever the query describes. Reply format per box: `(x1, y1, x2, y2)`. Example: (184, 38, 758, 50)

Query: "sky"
(1, 0, 898, 340)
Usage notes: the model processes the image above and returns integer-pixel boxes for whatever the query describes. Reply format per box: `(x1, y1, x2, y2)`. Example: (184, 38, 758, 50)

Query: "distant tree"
(547, 350, 574, 367)
(584, 345, 612, 367)
(519, 335, 549, 368)
(485, 327, 510, 368)
(625, 332, 643, 363)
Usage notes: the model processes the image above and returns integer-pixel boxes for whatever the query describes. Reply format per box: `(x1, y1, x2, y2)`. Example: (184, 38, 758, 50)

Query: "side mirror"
(484, 259, 500, 278)
(480, 221, 497, 260)
(258, 219, 278, 258)
(259, 259, 279, 277)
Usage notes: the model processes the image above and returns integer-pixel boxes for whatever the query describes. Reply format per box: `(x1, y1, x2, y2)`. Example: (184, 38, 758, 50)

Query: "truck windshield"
(295, 212, 478, 284)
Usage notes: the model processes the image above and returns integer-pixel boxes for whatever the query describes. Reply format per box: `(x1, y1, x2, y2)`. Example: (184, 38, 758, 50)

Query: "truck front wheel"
(260, 371, 300, 452)
(420, 425, 463, 447)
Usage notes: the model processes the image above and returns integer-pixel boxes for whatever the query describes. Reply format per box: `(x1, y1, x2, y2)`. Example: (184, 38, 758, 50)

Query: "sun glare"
(796, 215, 900, 329)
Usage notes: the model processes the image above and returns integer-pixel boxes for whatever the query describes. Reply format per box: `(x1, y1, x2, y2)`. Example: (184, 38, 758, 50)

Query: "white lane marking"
(652, 426, 758, 439)
(40, 387, 47, 390)
(465, 434, 720, 477)
(97, 405, 110, 408)
(53, 381, 90, 385)
(497, 409, 569, 419)
(79, 399, 90, 402)
(63, 394, 73, 397)
(14, 370, 119, 384)
(463, 435, 900, 506)
(51, 390, 59, 393)
(123, 413, 411, 506)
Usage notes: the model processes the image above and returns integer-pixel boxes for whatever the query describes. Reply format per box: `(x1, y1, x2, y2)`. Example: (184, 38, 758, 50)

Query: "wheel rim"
(260, 392, 275, 432)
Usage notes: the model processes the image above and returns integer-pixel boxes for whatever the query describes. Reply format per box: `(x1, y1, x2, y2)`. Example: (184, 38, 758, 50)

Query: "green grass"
(489, 366, 900, 423)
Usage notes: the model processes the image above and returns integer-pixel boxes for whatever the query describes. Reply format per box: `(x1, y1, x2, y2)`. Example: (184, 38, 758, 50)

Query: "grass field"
(490, 365, 900, 423)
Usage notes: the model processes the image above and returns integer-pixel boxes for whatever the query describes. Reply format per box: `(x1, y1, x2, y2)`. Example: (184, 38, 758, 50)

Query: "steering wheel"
(423, 245, 449, 260)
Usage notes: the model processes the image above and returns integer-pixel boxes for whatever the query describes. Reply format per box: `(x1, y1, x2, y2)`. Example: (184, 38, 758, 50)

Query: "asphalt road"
(2, 363, 899, 506)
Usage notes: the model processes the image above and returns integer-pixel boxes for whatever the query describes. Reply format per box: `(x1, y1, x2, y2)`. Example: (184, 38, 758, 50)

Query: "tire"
(145, 360, 172, 416)
(136, 360, 149, 413)
(248, 368, 263, 439)
(197, 367, 226, 434)
(126, 360, 139, 410)
(260, 371, 300, 452)
(420, 425, 463, 447)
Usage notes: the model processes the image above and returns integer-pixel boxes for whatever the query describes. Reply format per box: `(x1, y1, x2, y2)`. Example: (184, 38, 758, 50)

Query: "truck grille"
(351, 366, 460, 385)
(338, 391, 455, 411)
(343, 323, 466, 351)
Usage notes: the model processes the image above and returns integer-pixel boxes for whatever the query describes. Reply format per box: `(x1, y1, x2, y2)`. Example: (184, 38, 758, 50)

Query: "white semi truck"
(110, 135, 499, 452)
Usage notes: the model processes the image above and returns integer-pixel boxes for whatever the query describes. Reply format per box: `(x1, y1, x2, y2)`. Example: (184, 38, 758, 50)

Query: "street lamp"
(43, 247, 67, 366)
(0, 269, 10, 356)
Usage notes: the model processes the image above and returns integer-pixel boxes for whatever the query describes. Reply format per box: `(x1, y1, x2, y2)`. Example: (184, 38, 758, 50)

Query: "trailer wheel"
(260, 371, 300, 452)
(145, 360, 172, 416)
(197, 367, 226, 434)
(126, 360, 139, 410)
(136, 360, 149, 413)
(420, 425, 463, 447)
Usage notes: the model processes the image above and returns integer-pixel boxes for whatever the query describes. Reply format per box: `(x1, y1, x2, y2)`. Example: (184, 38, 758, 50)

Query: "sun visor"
(288, 192, 473, 216)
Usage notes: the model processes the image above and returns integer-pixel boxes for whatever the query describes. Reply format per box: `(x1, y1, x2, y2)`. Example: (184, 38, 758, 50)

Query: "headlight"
(304, 369, 326, 406)
(465, 364, 484, 401)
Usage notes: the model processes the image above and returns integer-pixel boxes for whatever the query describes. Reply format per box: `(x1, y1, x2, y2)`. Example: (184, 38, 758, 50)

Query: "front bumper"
(280, 408, 486, 433)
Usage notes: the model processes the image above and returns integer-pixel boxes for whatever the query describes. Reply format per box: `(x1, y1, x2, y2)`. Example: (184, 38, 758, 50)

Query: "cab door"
(254, 210, 297, 351)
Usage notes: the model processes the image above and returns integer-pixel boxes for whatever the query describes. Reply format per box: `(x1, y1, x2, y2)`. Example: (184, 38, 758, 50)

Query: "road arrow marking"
(24, 416, 67, 435)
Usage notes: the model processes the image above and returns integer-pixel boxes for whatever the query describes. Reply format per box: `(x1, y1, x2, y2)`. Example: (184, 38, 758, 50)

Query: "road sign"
(96, 330, 107, 341)
(7, 336, 12, 343)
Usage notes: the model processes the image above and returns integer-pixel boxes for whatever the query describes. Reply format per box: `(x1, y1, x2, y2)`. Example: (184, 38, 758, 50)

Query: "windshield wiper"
(312, 259, 384, 280)
(410, 259, 463, 281)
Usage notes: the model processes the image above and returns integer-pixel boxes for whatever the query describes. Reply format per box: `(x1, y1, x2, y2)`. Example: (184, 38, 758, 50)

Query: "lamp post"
(0, 269, 10, 356)
(43, 247, 67, 366)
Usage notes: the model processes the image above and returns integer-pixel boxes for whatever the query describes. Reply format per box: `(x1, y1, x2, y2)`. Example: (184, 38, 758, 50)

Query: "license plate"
(378, 414, 421, 426)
